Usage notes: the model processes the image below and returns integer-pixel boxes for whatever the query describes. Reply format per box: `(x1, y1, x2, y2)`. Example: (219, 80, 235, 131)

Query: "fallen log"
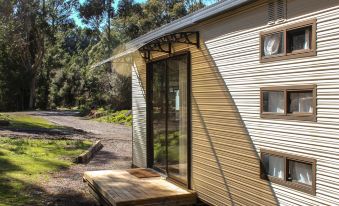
(74, 140, 103, 164)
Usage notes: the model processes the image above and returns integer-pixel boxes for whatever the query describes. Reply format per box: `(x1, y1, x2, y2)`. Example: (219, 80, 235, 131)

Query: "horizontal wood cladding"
(132, 55, 147, 168)
(191, 0, 338, 205)
(188, 10, 279, 203)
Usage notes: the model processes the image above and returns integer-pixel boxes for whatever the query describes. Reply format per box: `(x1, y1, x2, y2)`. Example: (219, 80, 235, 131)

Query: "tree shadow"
(29, 110, 81, 117)
(0, 124, 89, 137)
(0, 175, 98, 206)
(186, 40, 279, 205)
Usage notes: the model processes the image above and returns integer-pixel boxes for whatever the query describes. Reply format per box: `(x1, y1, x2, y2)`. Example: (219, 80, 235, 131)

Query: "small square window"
(288, 160, 313, 186)
(287, 26, 312, 52)
(263, 91, 284, 113)
(288, 91, 313, 114)
(262, 154, 284, 179)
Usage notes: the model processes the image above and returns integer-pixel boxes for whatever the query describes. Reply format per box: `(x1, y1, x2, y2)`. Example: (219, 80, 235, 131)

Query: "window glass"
(287, 27, 311, 52)
(263, 91, 284, 113)
(288, 160, 313, 185)
(288, 91, 313, 113)
(263, 32, 284, 56)
(262, 154, 285, 179)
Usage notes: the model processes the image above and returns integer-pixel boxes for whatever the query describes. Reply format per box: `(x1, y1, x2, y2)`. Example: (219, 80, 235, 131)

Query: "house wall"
(191, 0, 339, 205)
(132, 54, 147, 168)
(131, 0, 339, 205)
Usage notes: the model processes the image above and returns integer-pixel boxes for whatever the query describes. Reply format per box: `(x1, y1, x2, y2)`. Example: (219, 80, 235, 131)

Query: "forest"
(0, 0, 216, 112)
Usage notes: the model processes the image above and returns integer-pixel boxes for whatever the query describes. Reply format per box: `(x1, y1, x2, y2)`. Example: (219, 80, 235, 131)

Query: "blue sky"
(71, 0, 216, 28)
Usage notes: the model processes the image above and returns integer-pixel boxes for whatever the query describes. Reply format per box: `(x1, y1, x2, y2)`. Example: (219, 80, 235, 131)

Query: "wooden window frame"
(260, 19, 317, 63)
(260, 149, 317, 195)
(260, 85, 317, 121)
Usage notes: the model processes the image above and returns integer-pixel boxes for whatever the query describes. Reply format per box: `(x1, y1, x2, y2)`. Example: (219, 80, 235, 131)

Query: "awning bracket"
(139, 31, 199, 62)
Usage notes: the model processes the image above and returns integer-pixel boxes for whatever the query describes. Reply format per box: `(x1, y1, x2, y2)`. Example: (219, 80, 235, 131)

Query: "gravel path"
(9, 111, 132, 206)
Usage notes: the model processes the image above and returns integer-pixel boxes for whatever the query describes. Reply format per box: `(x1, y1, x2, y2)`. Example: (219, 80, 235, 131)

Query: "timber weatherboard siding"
(132, 55, 147, 168)
(131, 0, 339, 205)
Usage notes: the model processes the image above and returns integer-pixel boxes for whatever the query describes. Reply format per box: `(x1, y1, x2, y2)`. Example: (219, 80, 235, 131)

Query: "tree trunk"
(29, 75, 37, 109)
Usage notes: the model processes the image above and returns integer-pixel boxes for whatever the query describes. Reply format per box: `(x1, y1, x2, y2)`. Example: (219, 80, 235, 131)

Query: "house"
(84, 0, 339, 205)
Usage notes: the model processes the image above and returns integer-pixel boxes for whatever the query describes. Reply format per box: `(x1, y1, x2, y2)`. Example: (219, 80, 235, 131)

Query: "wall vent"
(267, 0, 286, 25)
(268, 1, 275, 25)
(276, 0, 286, 23)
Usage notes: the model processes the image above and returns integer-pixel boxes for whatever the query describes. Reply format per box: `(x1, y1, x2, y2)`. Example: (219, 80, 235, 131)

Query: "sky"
(71, 0, 216, 28)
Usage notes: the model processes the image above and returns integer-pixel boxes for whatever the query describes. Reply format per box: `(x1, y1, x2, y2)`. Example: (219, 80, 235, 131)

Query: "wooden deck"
(83, 169, 197, 206)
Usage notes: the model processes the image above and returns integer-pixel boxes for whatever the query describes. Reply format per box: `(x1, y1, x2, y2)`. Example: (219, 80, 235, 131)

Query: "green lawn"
(0, 113, 59, 130)
(0, 138, 92, 206)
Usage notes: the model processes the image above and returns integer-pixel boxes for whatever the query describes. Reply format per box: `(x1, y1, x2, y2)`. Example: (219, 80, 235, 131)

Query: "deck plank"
(84, 169, 197, 206)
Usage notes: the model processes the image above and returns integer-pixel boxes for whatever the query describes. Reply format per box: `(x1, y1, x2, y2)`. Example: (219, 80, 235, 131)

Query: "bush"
(79, 104, 91, 116)
(0, 113, 10, 121)
(95, 109, 132, 126)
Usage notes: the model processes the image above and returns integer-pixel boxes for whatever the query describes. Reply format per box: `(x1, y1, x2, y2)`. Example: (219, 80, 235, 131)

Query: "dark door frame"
(146, 52, 192, 189)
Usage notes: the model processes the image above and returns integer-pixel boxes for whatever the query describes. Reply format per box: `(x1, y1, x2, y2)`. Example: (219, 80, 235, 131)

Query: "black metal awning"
(138, 31, 200, 61)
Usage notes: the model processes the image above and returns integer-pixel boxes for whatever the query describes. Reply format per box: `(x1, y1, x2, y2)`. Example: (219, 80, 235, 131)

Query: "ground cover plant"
(0, 137, 92, 206)
(90, 108, 132, 126)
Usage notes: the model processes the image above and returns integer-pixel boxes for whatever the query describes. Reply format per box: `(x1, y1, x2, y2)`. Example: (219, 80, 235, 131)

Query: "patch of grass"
(94, 109, 132, 126)
(0, 113, 58, 129)
(0, 138, 92, 206)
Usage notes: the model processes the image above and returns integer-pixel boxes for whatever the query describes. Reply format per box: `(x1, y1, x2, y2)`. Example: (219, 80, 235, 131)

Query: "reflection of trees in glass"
(153, 131, 179, 163)
(168, 131, 179, 164)
(153, 132, 166, 163)
(152, 65, 166, 117)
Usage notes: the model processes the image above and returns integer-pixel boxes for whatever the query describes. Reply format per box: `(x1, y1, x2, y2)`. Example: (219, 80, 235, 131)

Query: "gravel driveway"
(26, 111, 132, 206)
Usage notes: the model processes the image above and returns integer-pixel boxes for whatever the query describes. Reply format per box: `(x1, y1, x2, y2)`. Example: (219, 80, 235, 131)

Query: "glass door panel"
(152, 61, 167, 172)
(167, 55, 188, 183)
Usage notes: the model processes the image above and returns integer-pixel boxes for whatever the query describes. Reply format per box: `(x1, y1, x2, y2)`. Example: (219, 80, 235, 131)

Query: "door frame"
(146, 52, 192, 189)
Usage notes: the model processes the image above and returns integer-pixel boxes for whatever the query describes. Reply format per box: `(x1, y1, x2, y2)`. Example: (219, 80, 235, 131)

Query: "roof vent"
(267, 0, 286, 25)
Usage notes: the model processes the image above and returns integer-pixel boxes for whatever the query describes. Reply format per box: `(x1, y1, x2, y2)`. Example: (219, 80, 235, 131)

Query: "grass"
(93, 109, 132, 126)
(0, 137, 92, 206)
(0, 113, 59, 130)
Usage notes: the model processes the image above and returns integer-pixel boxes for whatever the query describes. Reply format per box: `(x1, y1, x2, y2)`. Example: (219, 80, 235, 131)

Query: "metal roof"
(92, 0, 252, 67)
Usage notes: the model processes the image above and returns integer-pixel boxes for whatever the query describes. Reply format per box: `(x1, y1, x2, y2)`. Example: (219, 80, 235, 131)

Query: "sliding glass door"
(149, 54, 190, 185)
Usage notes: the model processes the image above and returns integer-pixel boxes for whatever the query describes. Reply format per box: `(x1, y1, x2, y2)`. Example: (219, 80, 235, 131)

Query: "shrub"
(94, 109, 132, 126)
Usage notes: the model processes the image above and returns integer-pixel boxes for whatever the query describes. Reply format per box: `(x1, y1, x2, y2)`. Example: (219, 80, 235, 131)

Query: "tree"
(0, 0, 46, 109)
(0, 0, 210, 112)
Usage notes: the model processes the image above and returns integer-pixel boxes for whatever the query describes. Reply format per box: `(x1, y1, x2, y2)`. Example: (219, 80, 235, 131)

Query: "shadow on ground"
(1, 175, 97, 206)
(29, 110, 81, 117)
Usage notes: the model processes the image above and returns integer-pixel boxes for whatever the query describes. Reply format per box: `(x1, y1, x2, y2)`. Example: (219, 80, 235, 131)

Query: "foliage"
(0, 113, 10, 121)
(0, 137, 92, 206)
(0, 0, 217, 112)
(95, 109, 132, 126)
(94, 109, 132, 126)
(153, 131, 180, 163)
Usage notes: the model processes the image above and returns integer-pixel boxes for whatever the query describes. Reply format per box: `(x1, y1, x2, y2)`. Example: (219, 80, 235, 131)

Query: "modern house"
(84, 0, 339, 205)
